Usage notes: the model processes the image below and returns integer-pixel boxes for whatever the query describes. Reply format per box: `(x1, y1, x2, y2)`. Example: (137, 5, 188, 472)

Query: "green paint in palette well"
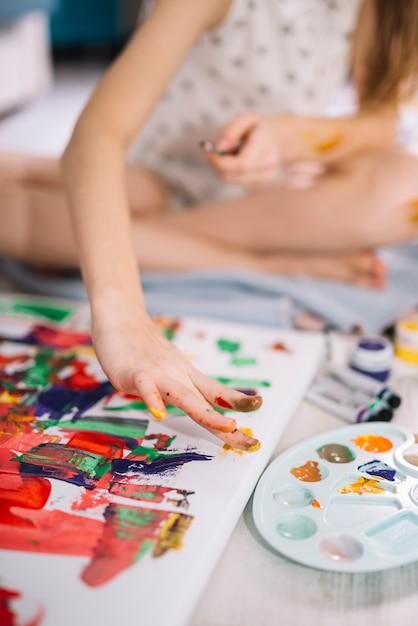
(0, 299, 75, 322)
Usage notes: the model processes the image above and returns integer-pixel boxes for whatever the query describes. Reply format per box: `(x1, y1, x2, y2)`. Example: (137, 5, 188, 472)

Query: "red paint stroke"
(109, 482, 194, 509)
(0, 586, 44, 626)
(143, 433, 176, 451)
(66, 431, 125, 458)
(55, 359, 100, 391)
(0, 508, 103, 555)
(82, 504, 192, 587)
(28, 325, 91, 349)
(215, 396, 233, 410)
(0, 472, 51, 527)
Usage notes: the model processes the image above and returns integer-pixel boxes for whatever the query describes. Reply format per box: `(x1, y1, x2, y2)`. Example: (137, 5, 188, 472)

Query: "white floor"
(0, 61, 105, 157)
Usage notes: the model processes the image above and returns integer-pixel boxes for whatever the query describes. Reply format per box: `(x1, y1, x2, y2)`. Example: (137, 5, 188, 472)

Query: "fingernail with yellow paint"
(150, 407, 166, 420)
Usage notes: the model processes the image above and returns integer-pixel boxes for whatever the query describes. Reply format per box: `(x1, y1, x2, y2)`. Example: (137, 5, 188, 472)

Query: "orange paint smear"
(222, 427, 258, 454)
(304, 130, 345, 153)
(405, 198, 418, 222)
(338, 476, 387, 495)
(311, 499, 322, 509)
(352, 434, 393, 453)
(290, 460, 322, 482)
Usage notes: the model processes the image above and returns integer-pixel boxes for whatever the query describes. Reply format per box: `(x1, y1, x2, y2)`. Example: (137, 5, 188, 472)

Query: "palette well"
(253, 422, 418, 572)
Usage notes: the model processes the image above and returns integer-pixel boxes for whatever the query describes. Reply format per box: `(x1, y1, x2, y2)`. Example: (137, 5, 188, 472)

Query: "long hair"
(358, 0, 418, 108)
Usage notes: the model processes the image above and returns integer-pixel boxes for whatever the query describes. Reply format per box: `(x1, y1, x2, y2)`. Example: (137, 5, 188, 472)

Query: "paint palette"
(253, 422, 418, 572)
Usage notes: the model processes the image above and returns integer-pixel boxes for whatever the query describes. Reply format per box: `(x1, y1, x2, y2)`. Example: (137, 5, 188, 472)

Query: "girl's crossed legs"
(1, 148, 418, 287)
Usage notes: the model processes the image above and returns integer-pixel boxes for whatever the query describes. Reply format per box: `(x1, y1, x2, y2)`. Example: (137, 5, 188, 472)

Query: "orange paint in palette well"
(352, 434, 393, 453)
(290, 460, 323, 482)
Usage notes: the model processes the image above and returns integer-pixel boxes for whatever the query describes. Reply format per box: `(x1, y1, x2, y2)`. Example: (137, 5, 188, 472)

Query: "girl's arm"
(62, 0, 263, 452)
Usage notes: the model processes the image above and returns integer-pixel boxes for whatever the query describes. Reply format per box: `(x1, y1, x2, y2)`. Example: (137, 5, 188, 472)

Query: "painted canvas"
(0, 294, 324, 626)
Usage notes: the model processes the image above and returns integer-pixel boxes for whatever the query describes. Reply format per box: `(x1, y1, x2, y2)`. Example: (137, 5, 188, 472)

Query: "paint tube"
(325, 363, 401, 409)
(305, 374, 393, 423)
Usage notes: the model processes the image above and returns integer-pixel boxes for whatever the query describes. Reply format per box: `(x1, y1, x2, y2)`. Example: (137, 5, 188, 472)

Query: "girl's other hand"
(92, 310, 262, 452)
(205, 112, 282, 189)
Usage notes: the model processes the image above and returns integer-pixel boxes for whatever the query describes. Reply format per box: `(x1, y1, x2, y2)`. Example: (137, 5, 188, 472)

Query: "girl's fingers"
(205, 426, 261, 452)
(163, 379, 237, 432)
(192, 370, 263, 413)
(117, 369, 167, 420)
(217, 111, 259, 152)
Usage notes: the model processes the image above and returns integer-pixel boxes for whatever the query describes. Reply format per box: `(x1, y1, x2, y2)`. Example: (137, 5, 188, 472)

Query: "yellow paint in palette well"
(338, 476, 388, 495)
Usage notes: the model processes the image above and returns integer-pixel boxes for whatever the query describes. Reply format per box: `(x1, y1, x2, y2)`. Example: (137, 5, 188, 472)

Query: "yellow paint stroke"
(0, 390, 22, 404)
(149, 407, 166, 420)
(352, 434, 393, 453)
(290, 460, 322, 482)
(153, 512, 193, 556)
(222, 428, 259, 454)
(338, 476, 388, 495)
(304, 130, 345, 153)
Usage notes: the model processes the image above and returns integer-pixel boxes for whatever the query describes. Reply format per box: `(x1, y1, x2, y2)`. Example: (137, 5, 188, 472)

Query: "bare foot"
(258, 250, 387, 289)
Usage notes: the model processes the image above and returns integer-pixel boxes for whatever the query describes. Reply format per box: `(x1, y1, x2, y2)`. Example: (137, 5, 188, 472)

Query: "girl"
(1, 0, 418, 450)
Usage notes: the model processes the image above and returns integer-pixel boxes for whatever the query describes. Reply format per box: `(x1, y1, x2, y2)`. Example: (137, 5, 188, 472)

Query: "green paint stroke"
(213, 376, 271, 388)
(217, 338, 241, 353)
(0, 299, 75, 322)
(104, 400, 185, 416)
(230, 357, 257, 367)
(63, 418, 148, 439)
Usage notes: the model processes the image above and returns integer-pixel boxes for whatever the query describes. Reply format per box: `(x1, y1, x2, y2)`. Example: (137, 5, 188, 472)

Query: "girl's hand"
(204, 112, 282, 189)
(92, 310, 262, 452)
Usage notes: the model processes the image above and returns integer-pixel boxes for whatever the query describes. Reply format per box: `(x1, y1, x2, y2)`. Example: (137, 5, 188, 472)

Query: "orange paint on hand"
(290, 460, 322, 482)
(404, 198, 418, 222)
(352, 434, 393, 453)
(304, 130, 345, 153)
(222, 428, 260, 453)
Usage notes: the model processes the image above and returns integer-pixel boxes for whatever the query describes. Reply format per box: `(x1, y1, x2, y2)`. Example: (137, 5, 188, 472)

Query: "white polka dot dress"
(128, 0, 362, 206)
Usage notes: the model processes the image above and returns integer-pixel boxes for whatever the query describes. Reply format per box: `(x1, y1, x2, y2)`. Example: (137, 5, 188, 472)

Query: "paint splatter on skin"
(405, 198, 418, 222)
(215, 396, 234, 410)
(304, 130, 345, 153)
(222, 428, 260, 453)
(352, 434, 393, 453)
(290, 460, 323, 482)
(338, 476, 388, 495)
